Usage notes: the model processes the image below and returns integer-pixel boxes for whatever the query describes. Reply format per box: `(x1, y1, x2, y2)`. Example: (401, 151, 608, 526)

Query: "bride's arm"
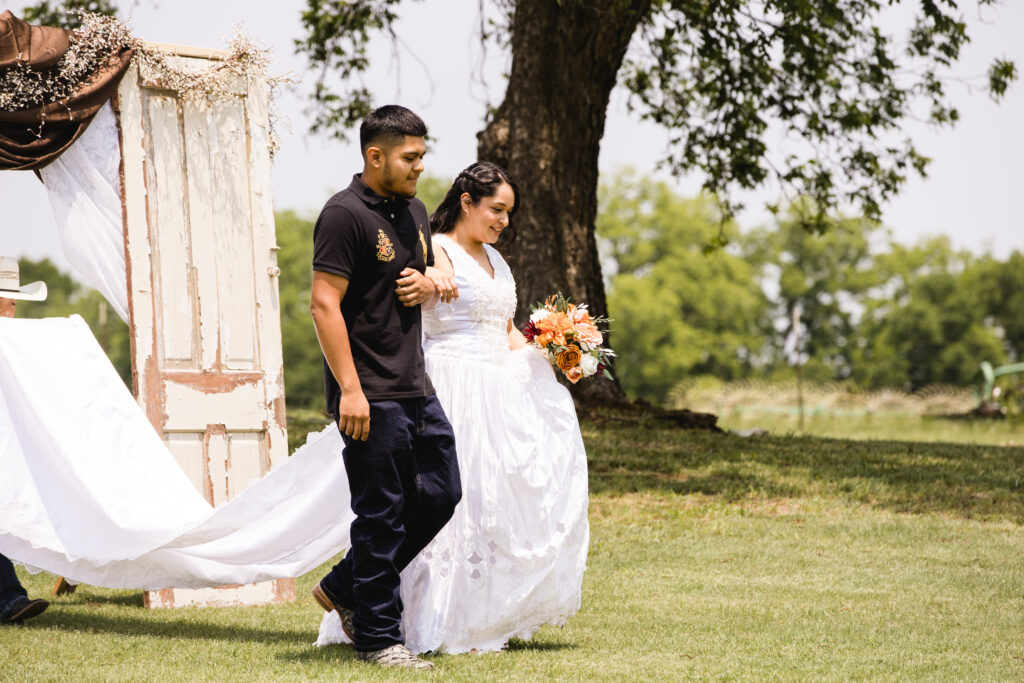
(507, 318, 527, 350)
(423, 245, 457, 310)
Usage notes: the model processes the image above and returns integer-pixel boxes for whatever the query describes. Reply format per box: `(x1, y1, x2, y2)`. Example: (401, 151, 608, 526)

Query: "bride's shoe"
(312, 580, 355, 641)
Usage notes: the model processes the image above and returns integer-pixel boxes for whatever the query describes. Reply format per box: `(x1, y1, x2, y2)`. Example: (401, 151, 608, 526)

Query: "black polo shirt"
(313, 174, 435, 414)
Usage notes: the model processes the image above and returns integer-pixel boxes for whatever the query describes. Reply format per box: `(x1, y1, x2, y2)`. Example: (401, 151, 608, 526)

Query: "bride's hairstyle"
(429, 161, 519, 238)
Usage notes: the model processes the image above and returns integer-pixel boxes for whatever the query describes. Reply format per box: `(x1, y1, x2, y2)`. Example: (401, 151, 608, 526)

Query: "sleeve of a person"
(313, 206, 360, 279)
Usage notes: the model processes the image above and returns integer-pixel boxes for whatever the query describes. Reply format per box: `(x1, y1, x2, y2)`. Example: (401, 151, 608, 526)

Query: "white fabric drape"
(0, 315, 355, 589)
(39, 102, 129, 322)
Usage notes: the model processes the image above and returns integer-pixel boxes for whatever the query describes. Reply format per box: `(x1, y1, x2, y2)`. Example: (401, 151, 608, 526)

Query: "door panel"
(116, 54, 292, 608)
(146, 94, 197, 368)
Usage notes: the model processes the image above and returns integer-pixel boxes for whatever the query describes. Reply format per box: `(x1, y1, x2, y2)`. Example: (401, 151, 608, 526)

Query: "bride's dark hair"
(429, 161, 519, 239)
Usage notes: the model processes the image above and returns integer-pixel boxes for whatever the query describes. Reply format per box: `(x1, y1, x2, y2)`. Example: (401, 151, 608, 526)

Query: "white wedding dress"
(317, 234, 590, 654)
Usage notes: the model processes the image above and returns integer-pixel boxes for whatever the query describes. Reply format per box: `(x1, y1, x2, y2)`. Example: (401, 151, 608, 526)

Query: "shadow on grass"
(278, 637, 576, 661)
(582, 409, 1024, 523)
(63, 590, 145, 608)
(17, 608, 312, 646)
(506, 637, 575, 652)
(589, 468, 804, 499)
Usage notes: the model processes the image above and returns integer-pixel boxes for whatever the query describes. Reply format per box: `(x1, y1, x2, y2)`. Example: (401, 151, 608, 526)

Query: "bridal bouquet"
(522, 293, 614, 383)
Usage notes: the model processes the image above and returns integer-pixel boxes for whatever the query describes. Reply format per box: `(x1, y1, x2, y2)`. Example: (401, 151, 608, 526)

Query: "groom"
(309, 105, 461, 670)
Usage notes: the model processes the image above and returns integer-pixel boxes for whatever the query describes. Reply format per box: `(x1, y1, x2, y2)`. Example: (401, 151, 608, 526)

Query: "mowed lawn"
(3, 411, 1023, 681)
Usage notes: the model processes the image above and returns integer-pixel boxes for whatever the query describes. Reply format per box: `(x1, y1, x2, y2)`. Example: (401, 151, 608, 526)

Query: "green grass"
(3, 411, 1023, 681)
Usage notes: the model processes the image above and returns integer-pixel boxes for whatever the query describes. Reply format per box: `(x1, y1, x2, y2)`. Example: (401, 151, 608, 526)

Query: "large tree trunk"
(477, 0, 650, 403)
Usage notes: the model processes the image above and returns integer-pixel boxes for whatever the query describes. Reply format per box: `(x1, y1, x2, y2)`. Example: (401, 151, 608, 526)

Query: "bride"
(317, 161, 590, 654)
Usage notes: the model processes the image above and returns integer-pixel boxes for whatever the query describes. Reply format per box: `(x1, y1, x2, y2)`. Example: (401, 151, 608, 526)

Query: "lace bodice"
(423, 234, 517, 359)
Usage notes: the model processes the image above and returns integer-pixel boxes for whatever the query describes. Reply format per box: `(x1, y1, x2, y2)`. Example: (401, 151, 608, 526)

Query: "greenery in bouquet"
(522, 293, 614, 384)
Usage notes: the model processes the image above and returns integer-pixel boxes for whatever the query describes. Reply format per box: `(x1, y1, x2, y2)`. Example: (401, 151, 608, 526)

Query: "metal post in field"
(792, 306, 804, 431)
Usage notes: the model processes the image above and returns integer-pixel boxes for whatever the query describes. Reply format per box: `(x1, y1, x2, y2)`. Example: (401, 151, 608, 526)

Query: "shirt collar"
(349, 174, 408, 211)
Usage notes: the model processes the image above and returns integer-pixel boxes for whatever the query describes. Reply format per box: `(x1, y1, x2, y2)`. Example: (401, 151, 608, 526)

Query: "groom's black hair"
(360, 105, 427, 155)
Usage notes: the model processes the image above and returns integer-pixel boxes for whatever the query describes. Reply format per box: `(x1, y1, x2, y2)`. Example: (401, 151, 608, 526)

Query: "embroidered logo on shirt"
(418, 227, 428, 261)
(376, 229, 396, 262)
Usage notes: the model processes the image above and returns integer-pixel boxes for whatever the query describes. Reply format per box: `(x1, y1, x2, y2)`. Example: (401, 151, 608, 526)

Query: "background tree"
(852, 239, 1009, 389)
(747, 207, 882, 383)
(16, 257, 132, 385)
(274, 211, 323, 411)
(596, 175, 1017, 401)
(298, 0, 1017, 403)
(598, 170, 771, 403)
(973, 251, 1024, 363)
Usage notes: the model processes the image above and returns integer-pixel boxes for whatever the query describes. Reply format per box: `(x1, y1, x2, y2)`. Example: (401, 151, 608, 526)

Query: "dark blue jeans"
(0, 553, 28, 620)
(321, 395, 461, 652)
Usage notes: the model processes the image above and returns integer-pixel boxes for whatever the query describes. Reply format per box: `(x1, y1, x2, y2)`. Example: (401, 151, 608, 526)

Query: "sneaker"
(1, 597, 49, 625)
(311, 580, 355, 641)
(356, 643, 434, 670)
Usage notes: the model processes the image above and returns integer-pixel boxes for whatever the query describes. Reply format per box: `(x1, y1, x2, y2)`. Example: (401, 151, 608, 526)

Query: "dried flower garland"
(0, 12, 290, 156)
(0, 12, 132, 112)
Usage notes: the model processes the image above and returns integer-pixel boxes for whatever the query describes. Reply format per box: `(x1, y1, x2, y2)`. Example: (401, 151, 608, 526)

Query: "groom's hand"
(338, 391, 370, 441)
(395, 268, 436, 307)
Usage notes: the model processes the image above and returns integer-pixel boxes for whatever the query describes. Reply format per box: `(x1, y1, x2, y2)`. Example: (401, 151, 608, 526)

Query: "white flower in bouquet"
(579, 352, 600, 377)
(530, 308, 550, 324)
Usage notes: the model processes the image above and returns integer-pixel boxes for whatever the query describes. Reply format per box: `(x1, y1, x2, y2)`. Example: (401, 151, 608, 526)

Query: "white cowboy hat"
(0, 256, 48, 301)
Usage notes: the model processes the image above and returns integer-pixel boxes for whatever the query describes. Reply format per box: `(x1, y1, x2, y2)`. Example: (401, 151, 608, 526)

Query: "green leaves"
(273, 209, 327, 410)
(296, 0, 412, 140)
(622, 1, 1017, 230)
(20, 0, 118, 29)
(598, 171, 771, 403)
(16, 257, 132, 386)
(989, 58, 1018, 100)
(598, 172, 1021, 403)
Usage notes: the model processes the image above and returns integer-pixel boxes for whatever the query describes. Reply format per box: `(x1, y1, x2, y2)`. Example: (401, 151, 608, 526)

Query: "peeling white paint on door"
(115, 49, 293, 608)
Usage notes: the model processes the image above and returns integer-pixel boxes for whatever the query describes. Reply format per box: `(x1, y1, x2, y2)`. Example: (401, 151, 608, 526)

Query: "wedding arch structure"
(1, 13, 292, 608)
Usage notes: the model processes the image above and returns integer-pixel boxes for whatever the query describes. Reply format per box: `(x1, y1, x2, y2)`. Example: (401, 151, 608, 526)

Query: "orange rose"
(556, 346, 582, 372)
(564, 365, 583, 383)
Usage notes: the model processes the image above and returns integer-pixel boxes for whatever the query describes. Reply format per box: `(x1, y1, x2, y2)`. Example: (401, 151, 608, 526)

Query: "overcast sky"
(3, 0, 1022, 275)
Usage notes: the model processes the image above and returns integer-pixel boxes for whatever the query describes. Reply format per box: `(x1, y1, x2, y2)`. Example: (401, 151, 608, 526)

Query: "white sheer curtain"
(39, 101, 128, 322)
(0, 316, 353, 589)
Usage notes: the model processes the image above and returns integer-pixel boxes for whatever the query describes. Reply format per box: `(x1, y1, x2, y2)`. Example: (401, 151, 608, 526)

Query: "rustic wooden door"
(115, 48, 293, 608)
